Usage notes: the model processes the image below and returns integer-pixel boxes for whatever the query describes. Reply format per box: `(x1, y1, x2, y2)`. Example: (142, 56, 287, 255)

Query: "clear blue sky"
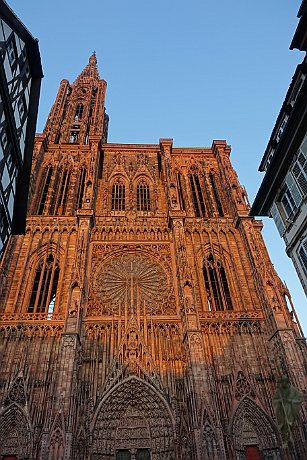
(8, 0, 307, 330)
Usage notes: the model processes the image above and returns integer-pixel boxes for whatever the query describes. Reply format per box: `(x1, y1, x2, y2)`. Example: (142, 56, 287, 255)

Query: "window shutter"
(285, 173, 302, 208)
(270, 202, 285, 236)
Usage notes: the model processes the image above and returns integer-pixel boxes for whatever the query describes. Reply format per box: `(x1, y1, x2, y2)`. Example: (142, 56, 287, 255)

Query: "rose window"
(92, 253, 170, 311)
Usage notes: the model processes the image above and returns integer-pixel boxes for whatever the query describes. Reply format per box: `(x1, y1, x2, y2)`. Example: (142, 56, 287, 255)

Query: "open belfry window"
(111, 179, 126, 211)
(189, 174, 206, 217)
(203, 254, 233, 311)
(76, 167, 86, 209)
(137, 180, 151, 211)
(28, 254, 59, 314)
(54, 168, 71, 215)
(209, 173, 224, 217)
(69, 131, 79, 143)
(36, 167, 53, 214)
(74, 104, 84, 121)
(177, 172, 185, 210)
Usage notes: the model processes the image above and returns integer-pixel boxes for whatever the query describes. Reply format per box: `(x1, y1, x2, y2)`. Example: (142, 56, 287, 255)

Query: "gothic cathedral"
(0, 55, 306, 460)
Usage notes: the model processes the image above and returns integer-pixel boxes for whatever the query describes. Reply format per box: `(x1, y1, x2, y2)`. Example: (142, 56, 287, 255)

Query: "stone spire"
(73, 52, 100, 85)
(43, 53, 108, 144)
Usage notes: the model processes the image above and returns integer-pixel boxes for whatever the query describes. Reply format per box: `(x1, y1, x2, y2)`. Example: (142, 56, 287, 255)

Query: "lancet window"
(112, 179, 126, 211)
(137, 180, 151, 211)
(28, 254, 59, 314)
(177, 173, 185, 210)
(36, 167, 53, 215)
(189, 174, 206, 217)
(203, 254, 233, 311)
(74, 104, 83, 121)
(53, 168, 71, 215)
(76, 167, 86, 209)
(209, 173, 224, 217)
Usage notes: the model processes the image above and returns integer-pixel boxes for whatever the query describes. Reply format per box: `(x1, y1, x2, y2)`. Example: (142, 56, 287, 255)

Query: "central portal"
(92, 377, 176, 459)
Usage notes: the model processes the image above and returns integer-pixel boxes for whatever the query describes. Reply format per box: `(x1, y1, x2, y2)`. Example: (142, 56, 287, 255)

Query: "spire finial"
(89, 51, 97, 65)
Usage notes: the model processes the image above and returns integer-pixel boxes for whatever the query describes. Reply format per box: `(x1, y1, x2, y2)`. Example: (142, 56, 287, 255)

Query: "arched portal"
(91, 376, 176, 460)
(0, 404, 32, 459)
(232, 397, 281, 460)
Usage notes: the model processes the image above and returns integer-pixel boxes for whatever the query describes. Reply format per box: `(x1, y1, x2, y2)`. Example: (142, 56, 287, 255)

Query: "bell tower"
(44, 52, 108, 144)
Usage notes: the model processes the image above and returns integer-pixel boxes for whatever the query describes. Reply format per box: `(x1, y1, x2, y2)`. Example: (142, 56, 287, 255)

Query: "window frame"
(298, 237, 307, 276)
(28, 254, 60, 315)
(111, 179, 126, 211)
(136, 179, 151, 211)
(202, 253, 233, 311)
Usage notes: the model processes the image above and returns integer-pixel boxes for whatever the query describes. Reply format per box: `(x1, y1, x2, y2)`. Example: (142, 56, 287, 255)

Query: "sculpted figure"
(273, 375, 303, 443)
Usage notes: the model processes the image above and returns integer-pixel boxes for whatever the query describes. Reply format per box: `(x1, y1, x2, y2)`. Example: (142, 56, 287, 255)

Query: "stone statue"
(273, 375, 303, 443)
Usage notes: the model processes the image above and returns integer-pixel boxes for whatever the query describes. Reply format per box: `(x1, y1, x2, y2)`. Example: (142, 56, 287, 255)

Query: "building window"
(280, 172, 302, 220)
(112, 181, 125, 211)
(74, 104, 83, 121)
(55, 169, 71, 215)
(292, 146, 307, 196)
(69, 131, 79, 143)
(76, 168, 86, 209)
(6, 35, 17, 66)
(209, 174, 224, 217)
(137, 181, 151, 211)
(298, 238, 307, 276)
(189, 174, 205, 217)
(0, 126, 8, 150)
(177, 173, 185, 210)
(37, 167, 53, 215)
(28, 254, 59, 314)
(203, 254, 233, 311)
(270, 202, 286, 236)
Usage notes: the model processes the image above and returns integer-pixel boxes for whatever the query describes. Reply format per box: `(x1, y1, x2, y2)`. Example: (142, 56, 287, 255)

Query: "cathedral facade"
(0, 55, 306, 460)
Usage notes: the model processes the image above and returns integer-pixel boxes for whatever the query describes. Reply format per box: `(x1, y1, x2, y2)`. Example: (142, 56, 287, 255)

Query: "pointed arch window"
(177, 173, 185, 211)
(203, 254, 233, 311)
(137, 180, 151, 211)
(112, 180, 126, 211)
(74, 104, 83, 121)
(76, 167, 86, 209)
(209, 173, 224, 217)
(54, 168, 71, 215)
(28, 254, 59, 314)
(189, 174, 206, 217)
(36, 167, 53, 215)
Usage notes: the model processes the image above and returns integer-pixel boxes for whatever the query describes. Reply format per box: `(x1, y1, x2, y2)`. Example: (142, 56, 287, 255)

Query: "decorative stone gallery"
(0, 55, 306, 459)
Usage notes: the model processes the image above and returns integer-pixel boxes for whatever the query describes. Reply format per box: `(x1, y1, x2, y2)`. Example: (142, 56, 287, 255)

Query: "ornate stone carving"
(234, 371, 254, 400)
(4, 376, 27, 406)
(89, 245, 176, 316)
(92, 377, 175, 459)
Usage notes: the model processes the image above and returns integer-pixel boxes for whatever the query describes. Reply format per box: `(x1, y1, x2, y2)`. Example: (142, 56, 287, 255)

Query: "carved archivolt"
(231, 397, 280, 453)
(91, 376, 176, 459)
(0, 404, 32, 459)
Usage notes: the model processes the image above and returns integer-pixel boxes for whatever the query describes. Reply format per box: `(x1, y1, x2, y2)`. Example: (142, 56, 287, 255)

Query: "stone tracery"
(90, 248, 175, 316)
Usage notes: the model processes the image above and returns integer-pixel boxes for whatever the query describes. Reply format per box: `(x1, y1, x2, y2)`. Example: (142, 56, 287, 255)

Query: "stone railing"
(0, 312, 65, 322)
